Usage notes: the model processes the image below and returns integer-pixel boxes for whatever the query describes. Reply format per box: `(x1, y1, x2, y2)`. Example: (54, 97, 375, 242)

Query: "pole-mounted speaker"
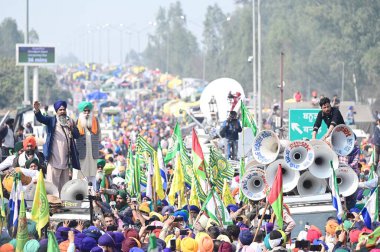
(329, 163, 358, 197)
(284, 141, 315, 171)
(240, 167, 267, 201)
(330, 124, 355, 156)
(25, 180, 59, 200)
(297, 171, 327, 196)
(266, 159, 300, 193)
(308, 144, 339, 179)
(252, 130, 281, 164)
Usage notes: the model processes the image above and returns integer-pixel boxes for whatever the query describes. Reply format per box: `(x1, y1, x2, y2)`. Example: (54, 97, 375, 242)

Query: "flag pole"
(205, 147, 223, 227)
(253, 201, 269, 241)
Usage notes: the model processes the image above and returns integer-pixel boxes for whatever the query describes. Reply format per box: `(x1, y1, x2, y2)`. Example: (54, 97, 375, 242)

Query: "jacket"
(374, 125, 380, 146)
(34, 110, 81, 170)
(75, 118, 100, 160)
(221, 119, 242, 140)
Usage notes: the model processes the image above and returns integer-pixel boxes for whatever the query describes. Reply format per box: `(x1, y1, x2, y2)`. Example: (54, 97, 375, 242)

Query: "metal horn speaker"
(308, 144, 339, 178)
(25, 181, 59, 200)
(284, 141, 315, 171)
(240, 167, 267, 201)
(297, 171, 327, 196)
(329, 163, 358, 197)
(252, 130, 280, 164)
(60, 179, 88, 201)
(330, 124, 355, 156)
(266, 159, 300, 193)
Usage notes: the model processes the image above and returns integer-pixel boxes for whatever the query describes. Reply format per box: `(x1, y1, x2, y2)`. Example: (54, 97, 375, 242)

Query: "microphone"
(88, 181, 94, 223)
(88, 181, 94, 196)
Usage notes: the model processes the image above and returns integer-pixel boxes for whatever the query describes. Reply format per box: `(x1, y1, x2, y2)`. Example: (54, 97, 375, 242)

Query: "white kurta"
(73, 128, 97, 179)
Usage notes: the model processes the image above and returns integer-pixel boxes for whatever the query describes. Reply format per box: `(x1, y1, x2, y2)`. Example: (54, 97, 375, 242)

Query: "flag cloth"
(146, 155, 154, 199)
(31, 170, 50, 238)
(136, 135, 155, 157)
(192, 128, 206, 180)
(189, 177, 200, 207)
(267, 164, 283, 229)
(157, 143, 168, 190)
(164, 123, 183, 164)
(209, 147, 234, 192)
(222, 179, 236, 206)
(128, 150, 141, 198)
(8, 177, 21, 229)
(147, 233, 159, 252)
(330, 161, 343, 224)
(202, 188, 233, 226)
(241, 102, 258, 136)
(16, 192, 27, 252)
(180, 149, 193, 186)
(168, 149, 186, 208)
(239, 158, 249, 204)
(362, 187, 379, 229)
(0, 177, 6, 218)
(47, 230, 60, 251)
(153, 151, 165, 200)
(359, 226, 380, 247)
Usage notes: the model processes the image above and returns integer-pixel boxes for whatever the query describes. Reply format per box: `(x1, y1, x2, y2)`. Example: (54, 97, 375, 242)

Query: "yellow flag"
(168, 151, 185, 207)
(222, 179, 236, 206)
(189, 177, 200, 207)
(0, 177, 5, 218)
(153, 152, 165, 200)
(31, 170, 49, 238)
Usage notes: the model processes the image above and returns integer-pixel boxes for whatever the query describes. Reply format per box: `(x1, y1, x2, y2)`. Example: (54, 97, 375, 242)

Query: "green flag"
(202, 188, 233, 227)
(241, 102, 257, 136)
(16, 192, 27, 252)
(239, 158, 249, 204)
(47, 230, 60, 251)
(208, 146, 234, 192)
(164, 123, 183, 163)
(147, 233, 159, 252)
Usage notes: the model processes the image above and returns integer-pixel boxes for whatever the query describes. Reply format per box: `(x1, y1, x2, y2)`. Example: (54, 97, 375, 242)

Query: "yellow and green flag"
(153, 151, 165, 200)
(16, 192, 27, 252)
(189, 177, 200, 208)
(222, 179, 236, 207)
(31, 170, 49, 238)
(168, 149, 186, 208)
(48, 230, 60, 251)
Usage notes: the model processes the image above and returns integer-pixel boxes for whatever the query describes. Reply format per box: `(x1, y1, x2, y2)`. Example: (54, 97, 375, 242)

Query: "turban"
(98, 233, 116, 248)
(23, 136, 37, 149)
(181, 237, 198, 252)
(23, 239, 39, 252)
(97, 159, 106, 168)
(117, 190, 127, 200)
(103, 163, 115, 175)
(239, 229, 253, 245)
(25, 158, 39, 169)
(53, 100, 67, 112)
(189, 205, 200, 213)
(14, 142, 23, 154)
(0, 243, 14, 252)
(83, 226, 101, 241)
(227, 204, 239, 213)
(325, 220, 339, 235)
(80, 237, 97, 252)
(269, 230, 283, 249)
(78, 101, 93, 112)
(149, 212, 164, 222)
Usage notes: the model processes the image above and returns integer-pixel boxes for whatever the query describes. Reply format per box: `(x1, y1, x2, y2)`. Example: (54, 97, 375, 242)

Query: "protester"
(312, 97, 345, 140)
(0, 118, 15, 161)
(74, 101, 101, 185)
(34, 100, 80, 192)
(220, 111, 242, 160)
(373, 119, 380, 167)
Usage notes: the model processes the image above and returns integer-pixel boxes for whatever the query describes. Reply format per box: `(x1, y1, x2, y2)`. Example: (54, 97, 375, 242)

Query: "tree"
(0, 18, 23, 58)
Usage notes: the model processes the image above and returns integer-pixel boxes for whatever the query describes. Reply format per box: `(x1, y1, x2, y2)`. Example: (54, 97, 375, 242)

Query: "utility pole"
(341, 62, 345, 101)
(280, 52, 284, 138)
(24, 0, 30, 105)
(252, 0, 257, 122)
(257, 0, 262, 131)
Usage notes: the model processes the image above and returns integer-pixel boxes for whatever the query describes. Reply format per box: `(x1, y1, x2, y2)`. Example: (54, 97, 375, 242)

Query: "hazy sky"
(0, 0, 235, 64)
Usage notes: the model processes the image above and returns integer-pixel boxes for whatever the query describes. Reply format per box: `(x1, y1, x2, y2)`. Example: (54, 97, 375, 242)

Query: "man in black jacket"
(312, 97, 345, 140)
(221, 111, 242, 160)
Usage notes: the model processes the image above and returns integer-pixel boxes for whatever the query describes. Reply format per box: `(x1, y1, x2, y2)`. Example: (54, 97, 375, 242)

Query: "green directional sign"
(16, 44, 55, 66)
(288, 109, 327, 141)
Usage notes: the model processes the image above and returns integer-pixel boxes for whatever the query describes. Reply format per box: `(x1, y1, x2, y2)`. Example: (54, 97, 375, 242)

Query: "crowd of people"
(0, 64, 378, 251)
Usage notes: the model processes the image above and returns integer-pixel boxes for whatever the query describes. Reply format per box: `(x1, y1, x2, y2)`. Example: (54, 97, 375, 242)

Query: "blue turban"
(189, 205, 200, 213)
(227, 204, 239, 213)
(54, 100, 67, 112)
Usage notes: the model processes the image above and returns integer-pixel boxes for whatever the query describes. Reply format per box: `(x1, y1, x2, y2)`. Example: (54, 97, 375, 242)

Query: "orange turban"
(0, 244, 14, 252)
(23, 136, 37, 149)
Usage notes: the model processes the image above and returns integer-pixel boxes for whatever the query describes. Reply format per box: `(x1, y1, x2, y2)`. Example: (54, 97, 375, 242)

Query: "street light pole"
(24, 0, 30, 105)
(280, 52, 284, 137)
(257, 0, 262, 131)
(252, 0, 257, 124)
(341, 62, 345, 102)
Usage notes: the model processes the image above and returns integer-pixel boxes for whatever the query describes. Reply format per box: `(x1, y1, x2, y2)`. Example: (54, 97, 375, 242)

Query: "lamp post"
(208, 96, 218, 122)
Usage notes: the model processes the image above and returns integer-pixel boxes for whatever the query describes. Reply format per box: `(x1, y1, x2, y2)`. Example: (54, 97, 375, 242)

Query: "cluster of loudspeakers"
(241, 124, 358, 201)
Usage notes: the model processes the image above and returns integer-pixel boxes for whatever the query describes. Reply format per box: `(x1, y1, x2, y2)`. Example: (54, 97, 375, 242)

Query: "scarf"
(77, 116, 98, 135)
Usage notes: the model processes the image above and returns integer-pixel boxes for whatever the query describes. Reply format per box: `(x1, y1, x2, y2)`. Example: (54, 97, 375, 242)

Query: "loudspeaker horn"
(266, 159, 300, 193)
(252, 130, 280, 164)
(297, 171, 327, 196)
(309, 139, 330, 148)
(284, 141, 315, 171)
(329, 163, 358, 197)
(308, 144, 339, 178)
(330, 124, 355, 156)
(60, 179, 88, 201)
(25, 181, 59, 200)
(240, 167, 267, 201)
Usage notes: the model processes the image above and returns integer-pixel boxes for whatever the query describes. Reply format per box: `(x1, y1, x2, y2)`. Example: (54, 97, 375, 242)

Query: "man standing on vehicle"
(34, 100, 81, 192)
(73, 101, 101, 185)
(220, 111, 242, 160)
(312, 97, 345, 140)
